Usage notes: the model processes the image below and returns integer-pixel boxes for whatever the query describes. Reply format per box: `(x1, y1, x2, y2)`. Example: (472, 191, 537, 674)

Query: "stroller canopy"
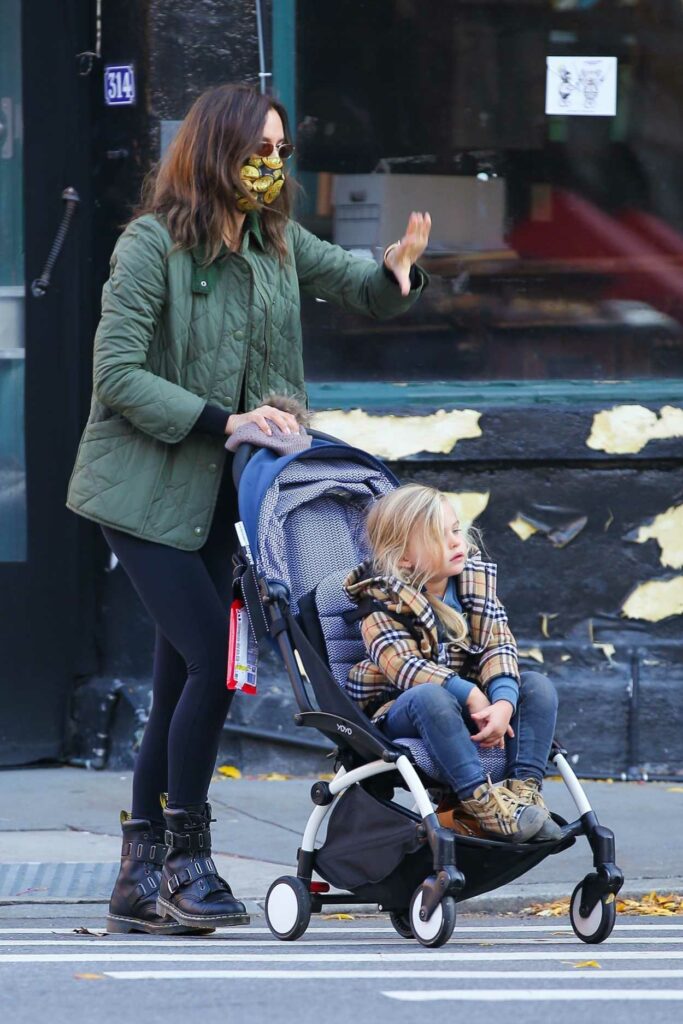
(237, 438, 397, 610)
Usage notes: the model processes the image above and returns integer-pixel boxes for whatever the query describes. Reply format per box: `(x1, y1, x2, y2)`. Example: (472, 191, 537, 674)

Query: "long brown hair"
(134, 84, 295, 264)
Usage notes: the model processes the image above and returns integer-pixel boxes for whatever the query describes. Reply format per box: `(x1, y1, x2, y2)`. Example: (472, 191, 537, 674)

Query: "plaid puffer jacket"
(343, 556, 519, 722)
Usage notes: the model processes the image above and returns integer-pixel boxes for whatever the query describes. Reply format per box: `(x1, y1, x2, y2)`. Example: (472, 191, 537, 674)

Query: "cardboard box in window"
(332, 174, 506, 253)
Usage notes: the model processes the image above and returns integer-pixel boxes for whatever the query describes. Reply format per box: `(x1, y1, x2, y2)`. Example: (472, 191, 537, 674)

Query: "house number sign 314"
(104, 65, 136, 107)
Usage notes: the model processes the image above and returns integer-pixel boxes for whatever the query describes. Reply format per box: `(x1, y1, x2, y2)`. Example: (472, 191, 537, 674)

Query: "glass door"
(0, 0, 26, 561)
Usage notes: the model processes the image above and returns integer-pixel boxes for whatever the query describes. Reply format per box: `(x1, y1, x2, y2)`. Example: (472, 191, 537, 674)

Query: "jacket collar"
(344, 551, 499, 650)
(190, 211, 265, 264)
(245, 210, 265, 251)
(344, 560, 438, 642)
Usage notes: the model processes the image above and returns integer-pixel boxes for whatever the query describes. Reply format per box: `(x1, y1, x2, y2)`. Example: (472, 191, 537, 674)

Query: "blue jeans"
(381, 671, 558, 800)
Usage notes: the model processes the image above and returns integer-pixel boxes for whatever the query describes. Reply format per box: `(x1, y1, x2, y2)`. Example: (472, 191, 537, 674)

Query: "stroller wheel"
(265, 876, 311, 941)
(409, 885, 456, 948)
(569, 877, 617, 944)
(389, 909, 413, 940)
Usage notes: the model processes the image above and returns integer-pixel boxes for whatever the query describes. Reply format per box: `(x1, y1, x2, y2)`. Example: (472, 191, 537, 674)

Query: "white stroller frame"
(284, 743, 618, 946)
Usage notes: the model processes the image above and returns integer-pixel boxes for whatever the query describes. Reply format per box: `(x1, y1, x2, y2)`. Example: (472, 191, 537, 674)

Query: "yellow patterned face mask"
(237, 154, 285, 211)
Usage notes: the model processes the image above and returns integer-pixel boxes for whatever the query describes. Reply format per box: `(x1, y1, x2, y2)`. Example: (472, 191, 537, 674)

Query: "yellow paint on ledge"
(508, 516, 539, 541)
(518, 647, 544, 664)
(309, 408, 481, 460)
(586, 404, 683, 455)
(621, 576, 683, 622)
(634, 504, 683, 569)
(444, 491, 490, 528)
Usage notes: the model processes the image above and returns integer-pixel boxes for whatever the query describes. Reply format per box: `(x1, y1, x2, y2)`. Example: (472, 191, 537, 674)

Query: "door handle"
(31, 187, 81, 298)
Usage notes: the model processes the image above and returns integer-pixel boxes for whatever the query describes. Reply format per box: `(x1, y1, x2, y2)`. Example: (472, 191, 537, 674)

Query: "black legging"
(101, 456, 238, 824)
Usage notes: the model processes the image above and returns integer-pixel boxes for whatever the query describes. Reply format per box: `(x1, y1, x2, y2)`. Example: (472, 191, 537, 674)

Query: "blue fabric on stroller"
(237, 438, 507, 784)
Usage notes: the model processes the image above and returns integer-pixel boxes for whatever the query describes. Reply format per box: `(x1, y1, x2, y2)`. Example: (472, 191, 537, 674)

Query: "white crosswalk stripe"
(103, 969, 683, 981)
(383, 989, 683, 1002)
(5, 949, 683, 963)
(1, 919, 682, 1007)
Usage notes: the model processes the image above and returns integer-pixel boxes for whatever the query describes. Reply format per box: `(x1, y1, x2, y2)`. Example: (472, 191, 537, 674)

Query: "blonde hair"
(366, 484, 479, 642)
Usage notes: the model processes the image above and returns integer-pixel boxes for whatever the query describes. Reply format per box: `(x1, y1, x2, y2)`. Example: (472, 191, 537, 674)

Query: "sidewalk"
(1, 766, 681, 917)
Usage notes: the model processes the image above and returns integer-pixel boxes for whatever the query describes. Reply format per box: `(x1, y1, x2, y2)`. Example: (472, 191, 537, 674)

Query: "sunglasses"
(253, 141, 295, 160)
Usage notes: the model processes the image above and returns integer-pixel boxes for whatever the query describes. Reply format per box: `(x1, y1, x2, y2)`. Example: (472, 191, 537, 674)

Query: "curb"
(8, 883, 680, 919)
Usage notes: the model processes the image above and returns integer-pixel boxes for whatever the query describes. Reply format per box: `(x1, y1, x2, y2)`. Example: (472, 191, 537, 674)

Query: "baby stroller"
(231, 433, 624, 948)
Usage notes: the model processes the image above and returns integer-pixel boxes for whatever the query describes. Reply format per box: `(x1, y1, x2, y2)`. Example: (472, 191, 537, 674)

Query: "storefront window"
(0, 0, 26, 560)
(294, 0, 683, 384)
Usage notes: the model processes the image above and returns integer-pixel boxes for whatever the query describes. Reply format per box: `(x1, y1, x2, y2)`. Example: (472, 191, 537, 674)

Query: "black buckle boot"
(107, 812, 213, 934)
(157, 802, 250, 928)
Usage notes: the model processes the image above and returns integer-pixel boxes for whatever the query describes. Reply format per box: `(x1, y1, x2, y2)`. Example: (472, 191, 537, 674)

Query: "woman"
(66, 83, 430, 935)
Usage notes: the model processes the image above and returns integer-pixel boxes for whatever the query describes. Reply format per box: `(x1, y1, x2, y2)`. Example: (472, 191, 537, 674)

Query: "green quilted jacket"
(66, 211, 427, 550)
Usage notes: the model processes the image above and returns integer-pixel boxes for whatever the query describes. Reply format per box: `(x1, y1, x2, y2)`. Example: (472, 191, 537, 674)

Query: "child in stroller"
(231, 429, 624, 948)
(344, 482, 562, 845)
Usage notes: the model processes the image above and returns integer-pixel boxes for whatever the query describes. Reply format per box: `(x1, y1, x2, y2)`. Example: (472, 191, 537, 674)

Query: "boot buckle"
(167, 873, 181, 894)
(164, 829, 174, 846)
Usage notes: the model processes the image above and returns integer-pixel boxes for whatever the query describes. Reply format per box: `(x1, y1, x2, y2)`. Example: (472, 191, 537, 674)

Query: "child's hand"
(469, 701, 515, 750)
(465, 687, 491, 715)
(384, 212, 431, 296)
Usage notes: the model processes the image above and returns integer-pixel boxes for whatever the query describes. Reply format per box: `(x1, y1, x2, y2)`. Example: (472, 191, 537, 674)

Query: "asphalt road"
(1, 908, 682, 1023)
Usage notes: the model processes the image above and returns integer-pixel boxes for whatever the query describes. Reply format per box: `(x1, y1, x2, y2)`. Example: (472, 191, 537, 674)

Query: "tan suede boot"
(506, 778, 563, 841)
(457, 777, 546, 842)
(436, 794, 486, 837)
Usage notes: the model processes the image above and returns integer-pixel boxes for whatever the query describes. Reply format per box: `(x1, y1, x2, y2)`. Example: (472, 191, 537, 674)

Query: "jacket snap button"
(194, 526, 203, 536)
(234, 329, 244, 340)
(200, 280, 207, 287)
(168, 426, 176, 435)
(208, 463, 217, 472)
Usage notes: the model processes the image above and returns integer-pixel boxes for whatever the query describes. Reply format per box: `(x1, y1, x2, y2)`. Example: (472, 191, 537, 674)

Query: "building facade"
(1, 0, 681, 777)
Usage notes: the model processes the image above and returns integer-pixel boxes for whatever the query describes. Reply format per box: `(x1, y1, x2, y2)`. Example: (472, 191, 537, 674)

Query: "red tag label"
(227, 598, 258, 694)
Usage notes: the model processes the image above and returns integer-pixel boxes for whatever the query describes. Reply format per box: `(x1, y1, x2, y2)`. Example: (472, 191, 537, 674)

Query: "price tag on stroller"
(227, 598, 258, 694)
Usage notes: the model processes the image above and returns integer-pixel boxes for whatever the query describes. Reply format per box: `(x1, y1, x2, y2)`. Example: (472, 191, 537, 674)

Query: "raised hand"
(384, 211, 432, 296)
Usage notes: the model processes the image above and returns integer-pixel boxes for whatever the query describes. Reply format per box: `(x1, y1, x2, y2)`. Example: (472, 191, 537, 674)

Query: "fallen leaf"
(667, 786, 683, 793)
(217, 765, 242, 779)
(573, 961, 602, 969)
(321, 913, 355, 920)
(74, 973, 105, 981)
(72, 927, 104, 936)
(524, 890, 683, 918)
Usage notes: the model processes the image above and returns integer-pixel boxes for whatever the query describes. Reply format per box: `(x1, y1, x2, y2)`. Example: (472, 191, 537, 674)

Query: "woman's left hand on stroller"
(384, 211, 432, 296)
(470, 701, 515, 750)
(226, 405, 300, 438)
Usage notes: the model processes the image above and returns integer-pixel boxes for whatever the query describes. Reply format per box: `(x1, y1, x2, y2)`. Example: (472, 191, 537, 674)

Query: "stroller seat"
(312, 569, 507, 785)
